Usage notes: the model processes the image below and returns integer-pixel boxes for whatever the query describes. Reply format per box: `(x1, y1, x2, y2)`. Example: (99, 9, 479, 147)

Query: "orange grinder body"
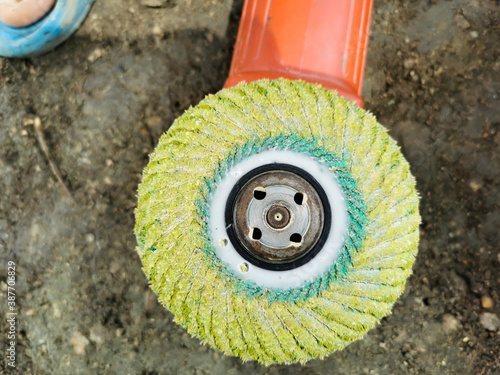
(224, 0, 374, 107)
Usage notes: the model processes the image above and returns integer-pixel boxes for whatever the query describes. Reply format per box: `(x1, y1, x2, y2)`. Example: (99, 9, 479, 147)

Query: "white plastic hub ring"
(209, 150, 348, 290)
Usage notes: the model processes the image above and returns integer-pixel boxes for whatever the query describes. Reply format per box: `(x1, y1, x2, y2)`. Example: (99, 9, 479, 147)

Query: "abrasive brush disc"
(135, 79, 420, 364)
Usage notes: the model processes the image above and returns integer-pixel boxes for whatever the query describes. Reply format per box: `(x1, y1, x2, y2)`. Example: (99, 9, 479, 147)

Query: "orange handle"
(224, 0, 374, 107)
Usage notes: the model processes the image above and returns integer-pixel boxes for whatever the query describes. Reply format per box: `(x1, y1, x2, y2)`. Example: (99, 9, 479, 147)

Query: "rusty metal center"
(266, 205, 291, 229)
(232, 170, 325, 264)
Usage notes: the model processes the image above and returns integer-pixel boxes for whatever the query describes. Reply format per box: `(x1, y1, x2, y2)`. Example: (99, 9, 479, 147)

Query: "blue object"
(0, 0, 95, 58)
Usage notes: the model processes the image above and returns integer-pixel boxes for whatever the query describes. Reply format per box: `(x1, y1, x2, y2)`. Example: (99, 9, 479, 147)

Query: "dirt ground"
(0, 0, 499, 374)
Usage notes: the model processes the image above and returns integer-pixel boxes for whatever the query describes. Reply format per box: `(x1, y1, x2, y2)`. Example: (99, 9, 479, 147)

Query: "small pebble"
(87, 48, 105, 63)
(23, 118, 34, 126)
(469, 180, 482, 192)
(141, 0, 169, 7)
(109, 262, 121, 274)
(454, 15, 470, 29)
(70, 332, 89, 355)
(403, 59, 415, 70)
(152, 25, 162, 35)
(85, 233, 95, 243)
(89, 324, 106, 345)
(443, 314, 460, 333)
(53, 304, 62, 318)
(479, 312, 500, 331)
(470, 31, 479, 39)
(481, 296, 494, 309)
(146, 116, 162, 127)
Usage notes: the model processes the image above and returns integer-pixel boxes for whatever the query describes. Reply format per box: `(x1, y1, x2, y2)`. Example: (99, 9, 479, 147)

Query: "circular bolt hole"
(290, 233, 302, 244)
(253, 188, 266, 200)
(250, 227, 262, 240)
(294, 192, 304, 205)
(239, 262, 249, 273)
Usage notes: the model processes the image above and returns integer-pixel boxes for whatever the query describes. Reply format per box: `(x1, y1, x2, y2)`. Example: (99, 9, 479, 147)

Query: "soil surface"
(1, 0, 499, 374)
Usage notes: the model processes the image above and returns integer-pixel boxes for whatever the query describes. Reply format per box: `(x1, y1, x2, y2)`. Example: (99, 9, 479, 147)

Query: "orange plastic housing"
(224, 0, 374, 107)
